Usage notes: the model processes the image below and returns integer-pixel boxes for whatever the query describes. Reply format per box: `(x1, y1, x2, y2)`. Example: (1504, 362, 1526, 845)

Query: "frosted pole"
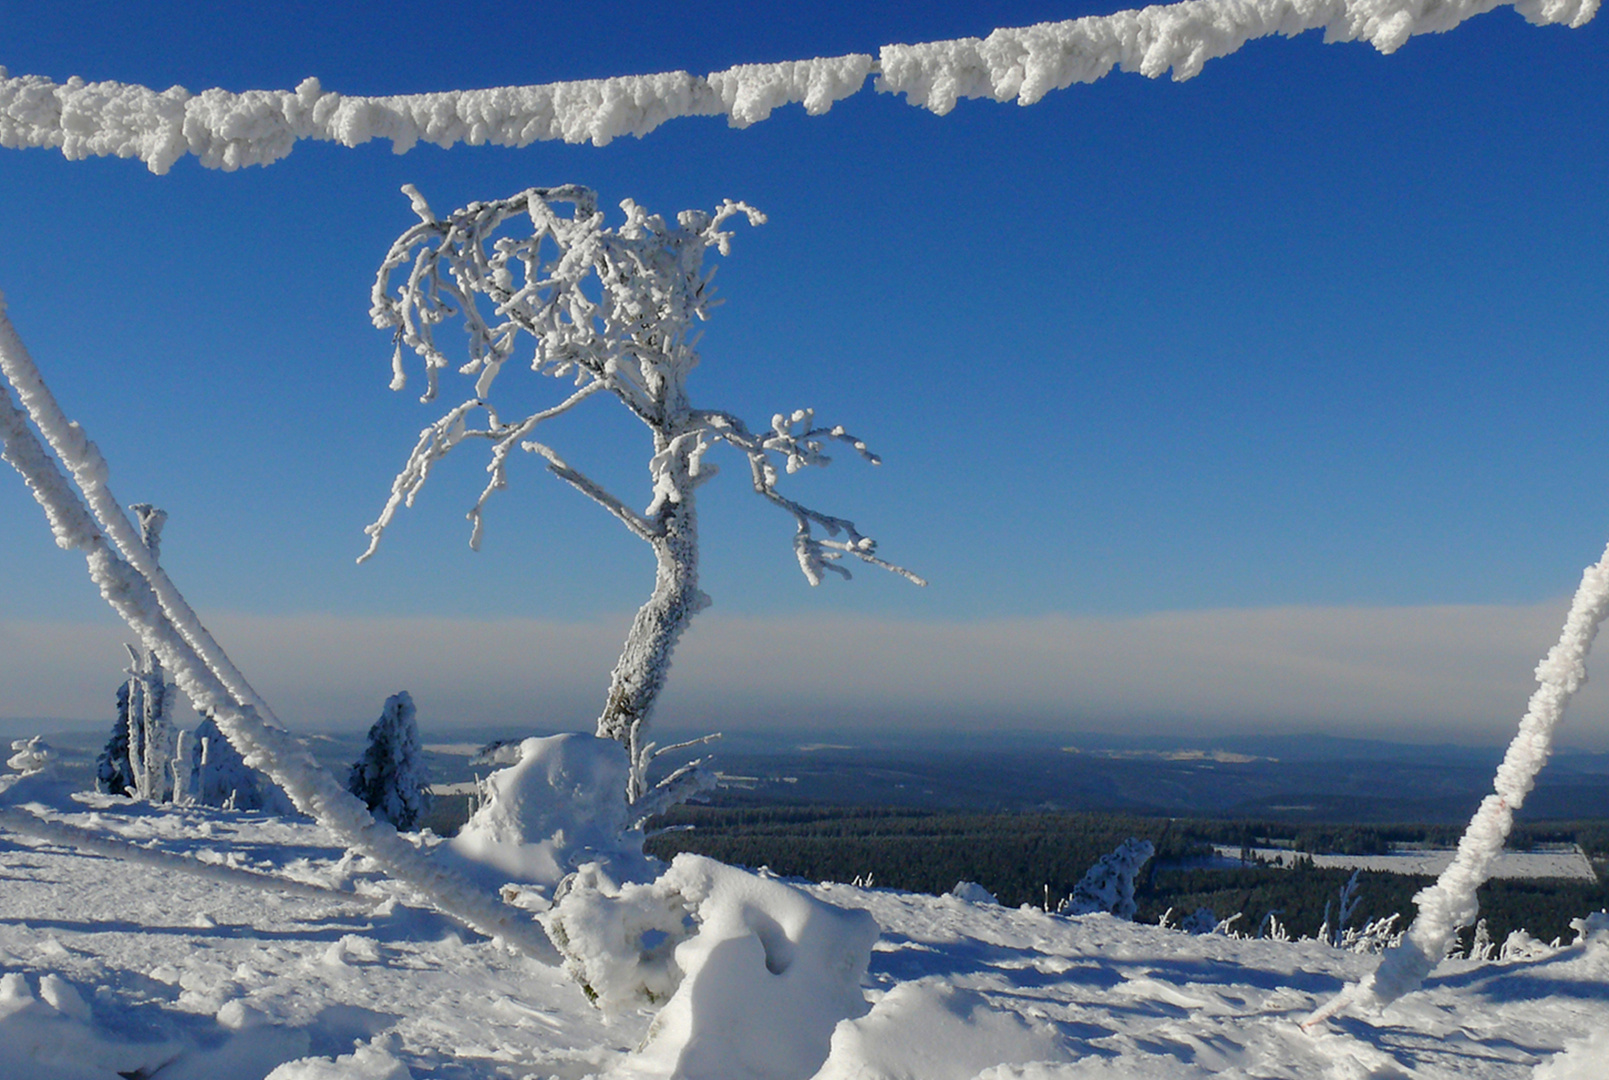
(1304, 540, 1609, 1026)
(0, 0, 1595, 174)
(0, 295, 559, 963)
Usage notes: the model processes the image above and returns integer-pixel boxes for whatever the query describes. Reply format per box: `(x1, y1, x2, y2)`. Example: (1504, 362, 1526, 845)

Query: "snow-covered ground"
(1214, 845, 1599, 881)
(1, 794, 1606, 1079)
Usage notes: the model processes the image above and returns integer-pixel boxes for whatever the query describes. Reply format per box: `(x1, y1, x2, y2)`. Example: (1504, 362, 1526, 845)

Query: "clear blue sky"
(2, 2, 1607, 742)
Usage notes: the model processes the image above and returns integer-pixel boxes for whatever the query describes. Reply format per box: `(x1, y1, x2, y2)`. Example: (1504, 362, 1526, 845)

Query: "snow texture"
(346, 692, 432, 830)
(0, 0, 1594, 173)
(1310, 537, 1609, 1023)
(1, 804, 1605, 1079)
(1063, 837, 1154, 920)
(0, 295, 558, 963)
(811, 979, 1069, 1080)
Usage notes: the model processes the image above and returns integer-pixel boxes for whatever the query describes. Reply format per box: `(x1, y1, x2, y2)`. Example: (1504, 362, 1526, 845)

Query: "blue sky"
(2, 2, 1607, 743)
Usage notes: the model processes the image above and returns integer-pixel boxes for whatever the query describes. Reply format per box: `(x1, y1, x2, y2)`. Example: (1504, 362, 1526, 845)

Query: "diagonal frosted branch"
(361, 379, 609, 560)
(699, 407, 924, 587)
(1304, 537, 1609, 1026)
(521, 438, 658, 544)
(0, 296, 560, 963)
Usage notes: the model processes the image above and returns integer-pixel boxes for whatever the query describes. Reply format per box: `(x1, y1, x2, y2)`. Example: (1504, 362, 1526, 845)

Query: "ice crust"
(0, 0, 1594, 173)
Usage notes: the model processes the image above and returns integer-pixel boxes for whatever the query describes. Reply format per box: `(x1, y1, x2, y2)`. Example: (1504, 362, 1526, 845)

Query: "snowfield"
(1213, 846, 1600, 881)
(0, 795, 1605, 1080)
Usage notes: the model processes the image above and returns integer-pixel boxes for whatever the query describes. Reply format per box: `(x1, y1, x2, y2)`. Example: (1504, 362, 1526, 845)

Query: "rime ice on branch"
(0, 0, 1594, 173)
(0, 293, 559, 963)
(364, 186, 923, 801)
(1306, 536, 1609, 1026)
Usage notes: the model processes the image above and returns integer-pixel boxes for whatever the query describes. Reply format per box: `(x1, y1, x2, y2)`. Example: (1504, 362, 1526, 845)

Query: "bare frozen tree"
(363, 185, 923, 801)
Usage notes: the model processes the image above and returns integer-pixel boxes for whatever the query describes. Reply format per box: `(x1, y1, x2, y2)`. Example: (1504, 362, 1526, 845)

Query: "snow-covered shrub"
(549, 852, 879, 1080)
(346, 692, 431, 830)
(1469, 917, 1495, 961)
(189, 714, 296, 814)
(1257, 910, 1289, 942)
(1062, 837, 1153, 920)
(364, 185, 920, 803)
(445, 733, 655, 897)
(1, 738, 77, 810)
(1179, 907, 1219, 935)
(1318, 868, 1366, 946)
(1340, 913, 1403, 955)
(1498, 929, 1554, 962)
(1568, 910, 1609, 946)
(7, 735, 55, 775)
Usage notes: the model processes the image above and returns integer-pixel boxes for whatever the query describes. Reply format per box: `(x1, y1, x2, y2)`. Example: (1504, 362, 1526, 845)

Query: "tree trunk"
(596, 493, 707, 801)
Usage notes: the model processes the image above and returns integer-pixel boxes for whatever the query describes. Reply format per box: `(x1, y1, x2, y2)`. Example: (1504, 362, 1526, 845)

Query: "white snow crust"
(0, 0, 1594, 173)
(0, 801, 1605, 1079)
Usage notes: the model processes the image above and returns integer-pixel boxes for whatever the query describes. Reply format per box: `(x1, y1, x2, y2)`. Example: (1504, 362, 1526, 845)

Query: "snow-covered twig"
(1305, 538, 1609, 1026)
(0, 0, 1594, 173)
(0, 295, 559, 963)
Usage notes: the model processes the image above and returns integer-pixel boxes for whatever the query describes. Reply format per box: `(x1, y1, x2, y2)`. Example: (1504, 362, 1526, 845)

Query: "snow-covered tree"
(187, 713, 295, 814)
(96, 644, 178, 803)
(362, 185, 923, 802)
(93, 686, 136, 797)
(346, 691, 432, 830)
(1062, 837, 1154, 920)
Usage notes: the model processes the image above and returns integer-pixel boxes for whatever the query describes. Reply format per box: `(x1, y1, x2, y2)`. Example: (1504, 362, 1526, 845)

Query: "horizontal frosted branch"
(0, 805, 380, 907)
(1, 0, 1593, 173)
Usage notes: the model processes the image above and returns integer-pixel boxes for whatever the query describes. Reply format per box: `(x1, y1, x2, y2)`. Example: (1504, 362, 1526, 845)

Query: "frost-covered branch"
(0, 805, 379, 907)
(700, 408, 926, 587)
(0, 0, 1593, 173)
(1305, 537, 1609, 1026)
(0, 295, 559, 963)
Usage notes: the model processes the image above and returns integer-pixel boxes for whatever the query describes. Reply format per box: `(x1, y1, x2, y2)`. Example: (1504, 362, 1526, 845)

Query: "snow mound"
(1533, 1029, 1609, 1079)
(948, 880, 999, 905)
(446, 733, 653, 894)
(811, 978, 1068, 1080)
(266, 1038, 414, 1080)
(552, 853, 880, 1080)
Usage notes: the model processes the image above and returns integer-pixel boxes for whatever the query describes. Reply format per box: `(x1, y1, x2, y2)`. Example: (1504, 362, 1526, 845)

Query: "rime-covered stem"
(1305, 539, 1609, 1026)
(0, 297, 559, 963)
(598, 487, 708, 801)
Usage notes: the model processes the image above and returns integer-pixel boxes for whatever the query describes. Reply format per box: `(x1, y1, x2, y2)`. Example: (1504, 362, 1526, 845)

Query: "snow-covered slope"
(0, 797, 1605, 1079)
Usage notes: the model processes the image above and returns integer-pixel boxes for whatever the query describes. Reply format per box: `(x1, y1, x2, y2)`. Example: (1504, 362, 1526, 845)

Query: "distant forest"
(644, 806, 1609, 946)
